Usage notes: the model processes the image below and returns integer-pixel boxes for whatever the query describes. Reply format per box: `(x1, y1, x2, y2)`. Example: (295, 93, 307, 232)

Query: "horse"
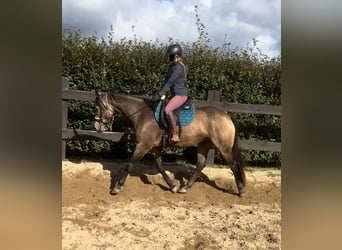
(94, 92, 246, 196)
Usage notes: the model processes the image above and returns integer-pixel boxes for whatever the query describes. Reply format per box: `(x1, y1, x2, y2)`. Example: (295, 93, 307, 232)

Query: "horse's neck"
(112, 95, 149, 126)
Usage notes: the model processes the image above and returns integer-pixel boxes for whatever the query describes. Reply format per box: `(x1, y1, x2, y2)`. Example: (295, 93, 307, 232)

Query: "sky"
(62, 0, 281, 58)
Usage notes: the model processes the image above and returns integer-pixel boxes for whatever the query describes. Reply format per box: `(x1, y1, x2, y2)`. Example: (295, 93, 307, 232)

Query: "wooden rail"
(62, 77, 281, 161)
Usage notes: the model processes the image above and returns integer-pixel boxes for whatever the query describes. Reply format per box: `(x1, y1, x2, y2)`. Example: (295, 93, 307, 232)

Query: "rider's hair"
(176, 56, 187, 80)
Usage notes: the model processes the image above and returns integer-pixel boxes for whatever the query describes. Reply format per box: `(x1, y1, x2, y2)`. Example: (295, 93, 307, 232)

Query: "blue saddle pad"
(154, 101, 195, 125)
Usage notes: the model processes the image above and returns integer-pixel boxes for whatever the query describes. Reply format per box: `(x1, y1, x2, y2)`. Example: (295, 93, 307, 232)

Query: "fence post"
(62, 77, 69, 160)
(206, 90, 221, 165)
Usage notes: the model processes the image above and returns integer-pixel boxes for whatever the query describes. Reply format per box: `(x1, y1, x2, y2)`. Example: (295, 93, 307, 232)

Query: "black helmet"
(166, 44, 182, 57)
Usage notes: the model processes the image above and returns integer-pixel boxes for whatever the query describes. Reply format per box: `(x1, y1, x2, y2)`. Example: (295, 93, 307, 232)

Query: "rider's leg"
(165, 95, 187, 142)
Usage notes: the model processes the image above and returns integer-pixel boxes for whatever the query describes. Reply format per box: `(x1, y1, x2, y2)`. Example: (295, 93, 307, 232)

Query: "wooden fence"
(62, 77, 281, 163)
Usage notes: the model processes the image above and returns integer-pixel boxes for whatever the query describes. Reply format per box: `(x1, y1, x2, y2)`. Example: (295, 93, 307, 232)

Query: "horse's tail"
(232, 120, 247, 187)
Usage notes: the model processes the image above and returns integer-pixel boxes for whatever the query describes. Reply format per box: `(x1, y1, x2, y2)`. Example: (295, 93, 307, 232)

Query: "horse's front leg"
(110, 162, 133, 195)
(154, 155, 178, 193)
(178, 142, 210, 193)
(110, 143, 148, 195)
(178, 156, 206, 194)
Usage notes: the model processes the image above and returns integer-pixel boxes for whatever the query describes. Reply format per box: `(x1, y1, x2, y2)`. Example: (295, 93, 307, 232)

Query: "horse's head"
(94, 92, 114, 132)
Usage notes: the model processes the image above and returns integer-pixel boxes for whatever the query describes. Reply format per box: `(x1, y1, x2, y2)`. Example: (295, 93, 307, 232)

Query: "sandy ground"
(62, 160, 281, 250)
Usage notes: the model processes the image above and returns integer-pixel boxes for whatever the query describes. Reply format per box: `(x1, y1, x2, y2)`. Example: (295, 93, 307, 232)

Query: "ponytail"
(177, 57, 187, 80)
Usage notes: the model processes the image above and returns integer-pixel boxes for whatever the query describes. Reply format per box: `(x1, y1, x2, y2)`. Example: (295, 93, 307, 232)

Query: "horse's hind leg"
(211, 137, 246, 196)
(220, 149, 246, 197)
(178, 142, 211, 194)
(230, 161, 245, 196)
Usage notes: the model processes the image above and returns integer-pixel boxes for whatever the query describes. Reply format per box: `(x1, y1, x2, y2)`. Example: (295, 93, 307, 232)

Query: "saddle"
(154, 96, 195, 148)
(158, 96, 193, 129)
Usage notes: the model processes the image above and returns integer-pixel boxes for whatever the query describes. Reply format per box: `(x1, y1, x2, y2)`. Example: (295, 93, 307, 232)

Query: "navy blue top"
(159, 63, 187, 96)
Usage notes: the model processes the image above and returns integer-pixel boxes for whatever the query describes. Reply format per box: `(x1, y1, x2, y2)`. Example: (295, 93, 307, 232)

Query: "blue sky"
(62, 0, 280, 58)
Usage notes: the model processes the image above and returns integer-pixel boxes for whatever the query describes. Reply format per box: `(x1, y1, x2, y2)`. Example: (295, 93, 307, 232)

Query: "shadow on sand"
(100, 161, 238, 196)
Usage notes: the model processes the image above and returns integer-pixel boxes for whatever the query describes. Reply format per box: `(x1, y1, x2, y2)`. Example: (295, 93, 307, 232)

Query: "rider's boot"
(166, 112, 180, 142)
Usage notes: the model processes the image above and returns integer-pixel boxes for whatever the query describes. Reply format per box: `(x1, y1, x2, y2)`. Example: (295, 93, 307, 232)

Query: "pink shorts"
(165, 95, 188, 115)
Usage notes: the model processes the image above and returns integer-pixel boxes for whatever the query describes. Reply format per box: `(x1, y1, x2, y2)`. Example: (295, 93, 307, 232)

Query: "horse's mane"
(110, 93, 155, 109)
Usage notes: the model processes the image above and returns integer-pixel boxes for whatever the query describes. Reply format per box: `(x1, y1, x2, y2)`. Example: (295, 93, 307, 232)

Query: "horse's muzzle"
(94, 120, 108, 132)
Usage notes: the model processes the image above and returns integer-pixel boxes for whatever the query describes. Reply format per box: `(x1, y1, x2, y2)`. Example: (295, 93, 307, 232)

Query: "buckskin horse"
(94, 92, 246, 196)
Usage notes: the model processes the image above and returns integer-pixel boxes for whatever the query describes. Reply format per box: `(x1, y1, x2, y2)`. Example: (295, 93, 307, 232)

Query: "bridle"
(95, 94, 115, 130)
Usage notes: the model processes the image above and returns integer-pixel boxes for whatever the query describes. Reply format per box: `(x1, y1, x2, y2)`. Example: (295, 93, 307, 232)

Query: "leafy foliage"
(62, 10, 281, 166)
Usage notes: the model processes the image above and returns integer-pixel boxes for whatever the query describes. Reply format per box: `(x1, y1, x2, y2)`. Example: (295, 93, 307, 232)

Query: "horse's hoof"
(178, 187, 188, 194)
(238, 189, 245, 197)
(171, 185, 179, 193)
(110, 187, 121, 195)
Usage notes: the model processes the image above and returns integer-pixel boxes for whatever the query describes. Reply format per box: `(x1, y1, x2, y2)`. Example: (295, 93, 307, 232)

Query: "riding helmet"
(166, 44, 182, 57)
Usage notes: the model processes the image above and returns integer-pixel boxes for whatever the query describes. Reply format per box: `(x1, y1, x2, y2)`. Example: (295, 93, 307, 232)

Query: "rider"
(153, 44, 188, 142)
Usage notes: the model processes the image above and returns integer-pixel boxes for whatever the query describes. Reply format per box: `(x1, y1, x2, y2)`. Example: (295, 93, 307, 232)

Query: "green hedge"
(62, 24, 281, 166)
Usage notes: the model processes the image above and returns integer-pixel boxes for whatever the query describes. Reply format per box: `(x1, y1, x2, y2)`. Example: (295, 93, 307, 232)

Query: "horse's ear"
(95, 89, 100, 97)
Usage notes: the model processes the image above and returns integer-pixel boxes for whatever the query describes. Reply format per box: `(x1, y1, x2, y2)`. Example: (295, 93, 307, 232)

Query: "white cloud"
(62, 0, 280, 57)
(200, 0, 213, 9)
(254, 34, 279, 58)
